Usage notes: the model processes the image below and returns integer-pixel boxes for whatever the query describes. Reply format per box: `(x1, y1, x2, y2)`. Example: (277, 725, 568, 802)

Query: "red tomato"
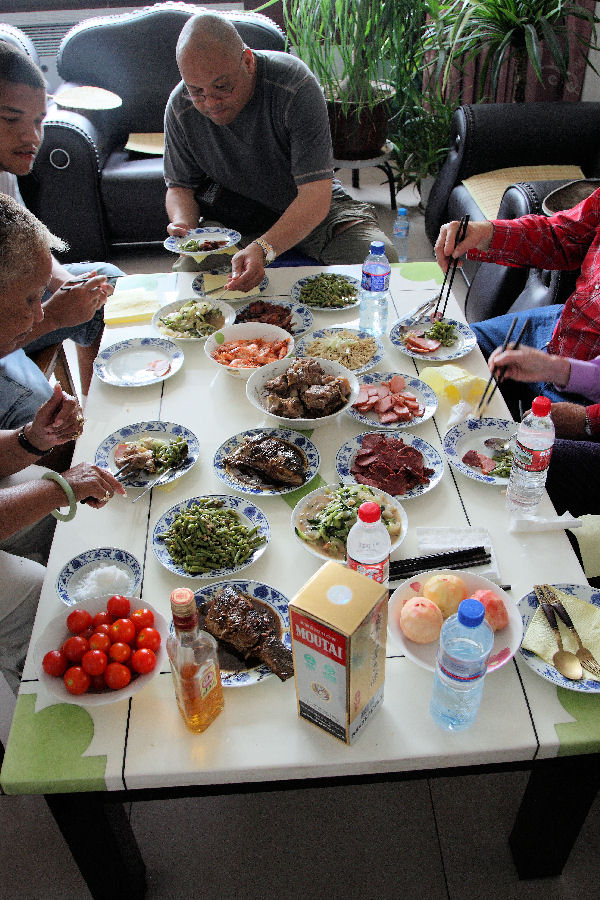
(94, 623, 111, 636)
(89, 674, 106, 692)
(42, 649, 68, 678)
(110, 617, 136, 645)
(64, 666, 91, 695)
(93, 611, 112, 628)
(66, 608, 93, 635)
(104, 662, 131, 691)
(81, 649, 108, 676)
(136, 627, 161, 652)
(131, 648, 157, 675)
(62, 635, 89, 663)
(130, 607, 155, 633)
(109, 641, 131, 664)
(107, 595, 131, 619)
(89, 632, 111, 653)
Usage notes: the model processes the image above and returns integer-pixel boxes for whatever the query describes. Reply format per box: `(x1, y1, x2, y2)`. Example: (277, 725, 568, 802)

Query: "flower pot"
(418, 175, 435, 209)
(327, 89, 394, 160)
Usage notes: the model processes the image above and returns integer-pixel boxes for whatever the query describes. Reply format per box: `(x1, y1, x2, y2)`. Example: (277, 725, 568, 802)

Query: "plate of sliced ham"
(346, 371, 438, 429)
(336, 431, 444, 500)
(389, 318, 476, 361)
(443, 417, 516, 484)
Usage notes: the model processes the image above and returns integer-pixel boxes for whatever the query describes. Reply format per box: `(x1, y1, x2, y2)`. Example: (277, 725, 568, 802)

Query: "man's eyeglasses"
(184, 50, 245, 103)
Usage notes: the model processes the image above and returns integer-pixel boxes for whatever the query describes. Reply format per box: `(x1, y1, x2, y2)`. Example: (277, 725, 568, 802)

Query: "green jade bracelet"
(41, 471, 77, 522)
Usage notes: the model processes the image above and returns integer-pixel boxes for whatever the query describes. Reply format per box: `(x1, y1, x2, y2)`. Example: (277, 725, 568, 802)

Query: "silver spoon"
(536, 588, 583, 681)
(483, 436, 514, 453)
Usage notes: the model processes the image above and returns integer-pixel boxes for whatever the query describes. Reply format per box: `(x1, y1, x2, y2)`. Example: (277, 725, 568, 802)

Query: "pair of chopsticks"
(389, 545, 491, 582)
(434, 214, 470, 319)
(476, 316, 531, 417)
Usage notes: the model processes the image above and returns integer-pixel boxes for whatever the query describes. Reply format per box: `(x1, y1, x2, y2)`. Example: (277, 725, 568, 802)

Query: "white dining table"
(1, 263, 597, 899)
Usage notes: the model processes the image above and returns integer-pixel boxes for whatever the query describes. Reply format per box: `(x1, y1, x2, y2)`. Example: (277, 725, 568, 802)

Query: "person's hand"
(226, 243, 265, 292)
(26, 385, 84, 450)
(549, 402, 588, 439)
(62, 462, 126, 508)
(488, 345, 571, 387)
(167, 221, 193, 237)
(434, 220, 494, 272)
(44, 272, 109, 329)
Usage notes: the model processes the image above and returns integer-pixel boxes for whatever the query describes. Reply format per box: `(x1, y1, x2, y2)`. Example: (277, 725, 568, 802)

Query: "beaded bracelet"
(41, 471, 77, 522)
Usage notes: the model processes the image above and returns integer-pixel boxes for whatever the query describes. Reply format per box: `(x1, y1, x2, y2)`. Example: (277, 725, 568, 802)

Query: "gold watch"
(253, 238, 276, 266)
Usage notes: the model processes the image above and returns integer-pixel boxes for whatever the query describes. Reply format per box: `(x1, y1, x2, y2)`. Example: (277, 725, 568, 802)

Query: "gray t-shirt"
(164, 51, 334, 214)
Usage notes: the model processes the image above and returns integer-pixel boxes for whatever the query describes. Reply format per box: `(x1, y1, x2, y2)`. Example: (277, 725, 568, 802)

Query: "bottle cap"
(170, 587, 196, 618)
(370, 240, 385, 255)
(357, 501, 382, 523)
(397, 207, 407, 217)
(457, 597, 485, 628)
(531, 395, 551, 417)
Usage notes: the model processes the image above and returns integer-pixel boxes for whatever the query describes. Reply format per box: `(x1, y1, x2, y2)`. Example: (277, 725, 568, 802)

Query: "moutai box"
(289, 561, 387, 745)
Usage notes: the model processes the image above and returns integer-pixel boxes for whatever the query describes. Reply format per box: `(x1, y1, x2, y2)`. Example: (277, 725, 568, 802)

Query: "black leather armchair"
(425, 102, 600, 323)
(20, 3, 285, 263)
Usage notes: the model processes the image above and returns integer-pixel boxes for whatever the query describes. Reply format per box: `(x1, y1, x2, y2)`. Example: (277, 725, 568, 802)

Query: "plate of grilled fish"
(213, 427, 320, 495)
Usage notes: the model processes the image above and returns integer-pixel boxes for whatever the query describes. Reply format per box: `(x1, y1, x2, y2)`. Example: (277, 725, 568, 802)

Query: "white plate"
(56, 547, 142, 606)
(152, 495, 270, 579)
(95, 421, 199, 488)
(234, 299, 314, 336)
(163, 226, 240, 257)
(389, 318, 477, 361)
(192, 580, 291, 686)
(152, 297, 236, 341)
(518, 583, 600, 692)
(346, 371, 438, 429)
(34, 596, 168, 706)
(335, 432, 444, 500)
(213, 428, 320, 496)
(290, 273, 360, 310)
(443, 417, 516, 485)
(93, 337, 184, 387)
(294, 327, 385, 375)
(191, 274, 269, 302)
(292, 483, 408, 563)
(388, 571, 522, 674)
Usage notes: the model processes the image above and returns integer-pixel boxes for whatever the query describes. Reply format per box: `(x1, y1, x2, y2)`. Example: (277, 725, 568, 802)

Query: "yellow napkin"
(568, 515, 600, 579)
(201, 272, 262, 301)
(420, 365, 487, 405)
(521, 587, 600, 680)
(104, 288, 160, 325)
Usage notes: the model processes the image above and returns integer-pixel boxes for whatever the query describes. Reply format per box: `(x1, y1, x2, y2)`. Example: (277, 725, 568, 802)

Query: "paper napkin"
(200, 272, 262, 301)
(568, 514, 600, 579)
(509, 512, 582, 533)
(416, 526, 502, 584)
(521, 586, 600, 679)
(103, 287, 161, 325)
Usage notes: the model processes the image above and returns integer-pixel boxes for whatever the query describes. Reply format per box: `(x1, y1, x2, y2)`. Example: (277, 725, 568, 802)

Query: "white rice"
(70, 563, 132, 604)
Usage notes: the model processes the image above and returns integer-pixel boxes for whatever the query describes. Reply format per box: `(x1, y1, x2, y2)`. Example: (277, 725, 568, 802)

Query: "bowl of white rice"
(56, 547, 142, 606)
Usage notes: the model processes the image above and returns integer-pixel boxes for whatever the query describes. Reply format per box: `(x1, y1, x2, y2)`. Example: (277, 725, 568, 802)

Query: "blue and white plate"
(56, 547, 142, 606)
(163, 226, 240, 257)
(295, 327, 384, 376)
(93, 337, 184, 387)
(345, 371, 438, 429)
(389, 318, 476, 361)
(213, 428, 320, 496)
(191, 274, 269, 302)
(152, 495, 270, 579)
(234, 298, 313, 336)
(518, 584, 600, 692)
(95, 421, 199, 488)
(335, 432, 443, 500)
(443, 417, 516, 485)
(290, 273, 360, 310)
(192, 580, 291, 686)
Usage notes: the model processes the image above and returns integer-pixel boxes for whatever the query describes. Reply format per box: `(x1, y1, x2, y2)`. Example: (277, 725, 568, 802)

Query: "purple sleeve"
(564, 357, 600, 404)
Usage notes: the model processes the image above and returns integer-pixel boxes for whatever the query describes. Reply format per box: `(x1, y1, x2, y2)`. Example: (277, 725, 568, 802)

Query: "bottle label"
(361, 268, 390, 292)
(439, 661, 487, 682)
(347, 554, 389, 584)
(513, 438, 553, 472)
(199, 662, 219, 699)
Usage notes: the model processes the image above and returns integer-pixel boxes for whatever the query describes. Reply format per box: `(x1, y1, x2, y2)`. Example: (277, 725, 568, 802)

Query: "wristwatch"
(585, 409, 593, 437)
(253, 238, 276, 266)
(17, 425, 52, 456)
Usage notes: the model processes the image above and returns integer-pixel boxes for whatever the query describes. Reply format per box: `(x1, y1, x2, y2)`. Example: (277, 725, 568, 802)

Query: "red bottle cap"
(532, 396, 551, 417)
(357, 501, 382, 523)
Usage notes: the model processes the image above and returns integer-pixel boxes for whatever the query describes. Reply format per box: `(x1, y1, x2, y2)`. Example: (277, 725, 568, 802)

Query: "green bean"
(298, 274, 358, 308)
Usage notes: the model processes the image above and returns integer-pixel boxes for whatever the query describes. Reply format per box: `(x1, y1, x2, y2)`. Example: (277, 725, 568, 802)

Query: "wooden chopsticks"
(476, 316, 531, 417)
(434, 214, 470, 320)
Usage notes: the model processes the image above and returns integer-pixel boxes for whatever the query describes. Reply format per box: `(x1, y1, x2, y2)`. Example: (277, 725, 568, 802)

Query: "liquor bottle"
(346, 500, 391, 586)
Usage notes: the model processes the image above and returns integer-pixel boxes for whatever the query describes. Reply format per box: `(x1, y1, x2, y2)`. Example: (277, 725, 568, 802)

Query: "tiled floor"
(2, 169, 598, 899)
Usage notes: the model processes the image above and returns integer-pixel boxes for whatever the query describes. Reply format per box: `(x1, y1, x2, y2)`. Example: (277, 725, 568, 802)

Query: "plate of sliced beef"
(346, 371, 438, 429)
(336, 431, 443, 500)
(443, 417, 516, 484)
(213, 428, 320, 495)
(389, 318, 476, 361)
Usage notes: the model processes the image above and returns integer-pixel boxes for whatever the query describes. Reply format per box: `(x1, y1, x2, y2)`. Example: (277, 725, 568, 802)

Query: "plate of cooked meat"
(389, 318, 477, 361)
(346, 371, 438, 429)
(164, 226, 240, 257)
(234, 298, 313, 336)
(192, 580, 293, 686)
(213, 428, 320, 495)
(443, 418, 515, 485)
(335, 431, 443, 500)
(95, 420, 199, 488)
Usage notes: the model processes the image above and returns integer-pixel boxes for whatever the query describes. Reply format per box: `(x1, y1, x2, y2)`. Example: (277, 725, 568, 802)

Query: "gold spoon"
(535, 587, 583, 680)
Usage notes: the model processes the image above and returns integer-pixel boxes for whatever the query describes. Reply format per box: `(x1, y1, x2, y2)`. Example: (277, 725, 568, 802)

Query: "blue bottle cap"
(370, 241, 385, 254)
(397, 207, 408, 217)
(457, 597, 485, 628)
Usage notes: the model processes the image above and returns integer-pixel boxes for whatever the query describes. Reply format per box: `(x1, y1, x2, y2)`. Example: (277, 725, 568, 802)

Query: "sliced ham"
(388, 374, 406, 393)
(462, 449, 497, 475)
(352, 376, 425, 425)
(405, 335, 441, 353)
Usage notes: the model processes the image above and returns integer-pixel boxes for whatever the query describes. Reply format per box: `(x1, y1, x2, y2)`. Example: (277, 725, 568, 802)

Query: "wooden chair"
(26, 342, 78, 472)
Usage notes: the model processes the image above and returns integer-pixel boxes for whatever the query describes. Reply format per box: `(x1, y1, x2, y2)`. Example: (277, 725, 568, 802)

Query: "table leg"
(509, 754, 600, 878)
(45, 793, 146, 899)
(376, 162, 397, 211)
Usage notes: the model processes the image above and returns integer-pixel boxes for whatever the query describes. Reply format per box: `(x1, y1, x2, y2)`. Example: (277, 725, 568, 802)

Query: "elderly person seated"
(0, 194, 124, 693)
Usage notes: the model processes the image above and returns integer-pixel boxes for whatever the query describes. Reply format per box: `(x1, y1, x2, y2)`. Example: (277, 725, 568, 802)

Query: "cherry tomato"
(89, 674, 106, 692)
(109, 641, 131, 664)
(89, 632, 111, 653)
(104, 662, 131, 691)
(81, 649, 108, 676)
(93, 611, 112, 628)
(110, 617, 136, 645)
(62, 635, 89, 663)
(130, 607, 155, 633)
(131, 648, 157, 675)
(43, 649, 68, 678)
(107, 595, 131, 619)
(66, 608, 93, 635)
(136, 627, 161, 652)
(94, 623, 111, 636)
(64, 666, 91, 695)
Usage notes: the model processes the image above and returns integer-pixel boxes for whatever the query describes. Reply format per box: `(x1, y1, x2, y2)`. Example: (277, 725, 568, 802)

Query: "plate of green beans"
(291, 273, 360, 310)
(152, 494, 270, 578)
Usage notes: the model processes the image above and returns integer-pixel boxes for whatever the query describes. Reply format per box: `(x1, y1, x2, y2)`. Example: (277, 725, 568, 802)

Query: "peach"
(422, 573, 467, 619)
(398, 596, 443, 644)
(471, 589, 509, 632)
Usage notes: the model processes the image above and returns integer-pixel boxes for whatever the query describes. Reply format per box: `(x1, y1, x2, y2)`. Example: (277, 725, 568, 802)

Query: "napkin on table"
(521, 586, 600, 679)
(103, 273, 168, 325)
(509, 511, 582, 534)
(568, 514, 600, 579)
(200, 272, 263, 301)
(416, 526, 502, 585)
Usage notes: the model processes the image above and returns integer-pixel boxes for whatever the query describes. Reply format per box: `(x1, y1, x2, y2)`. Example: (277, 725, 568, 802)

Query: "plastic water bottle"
(346, 500, 392, 585)
(505, 395, 555, 515)
(430, 597, 494, 732)
(359, 241, 391, 337)
(392, 207, 409, 262)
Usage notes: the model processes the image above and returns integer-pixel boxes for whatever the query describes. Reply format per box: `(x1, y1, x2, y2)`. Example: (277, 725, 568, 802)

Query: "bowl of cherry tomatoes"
(35, 594, 168, 705)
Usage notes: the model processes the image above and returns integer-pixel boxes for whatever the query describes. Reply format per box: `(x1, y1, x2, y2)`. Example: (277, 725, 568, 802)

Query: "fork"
(541, 584, 600, 680)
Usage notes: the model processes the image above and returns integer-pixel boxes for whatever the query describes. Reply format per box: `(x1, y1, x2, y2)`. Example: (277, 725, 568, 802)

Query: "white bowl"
(34, 596, 168, 706)
(152, 297, 235, 341)
(204, 322, 294, 380)
(246, 357, 360, 428)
